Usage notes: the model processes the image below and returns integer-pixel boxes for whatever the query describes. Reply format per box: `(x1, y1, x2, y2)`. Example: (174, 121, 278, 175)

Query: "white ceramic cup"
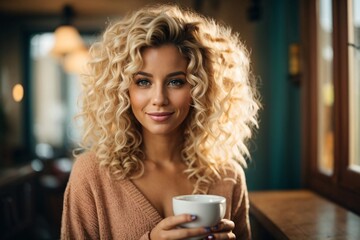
(172, 194, 226, 228)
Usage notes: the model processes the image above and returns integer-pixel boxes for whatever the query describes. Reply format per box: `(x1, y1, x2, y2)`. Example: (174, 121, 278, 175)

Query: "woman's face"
(128, 44, 192, 137)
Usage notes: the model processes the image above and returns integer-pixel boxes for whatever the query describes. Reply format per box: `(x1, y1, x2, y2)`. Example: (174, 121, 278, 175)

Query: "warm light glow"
(63, 48, 90, 74)
(289, 44, 300, 75)
(51, 25, 85, 56)
(323, 82, 334, 106)
(12, 84, 24, 102)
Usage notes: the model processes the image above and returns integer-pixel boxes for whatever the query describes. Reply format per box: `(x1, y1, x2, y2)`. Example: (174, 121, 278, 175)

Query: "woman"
(61, 4, 259, 240)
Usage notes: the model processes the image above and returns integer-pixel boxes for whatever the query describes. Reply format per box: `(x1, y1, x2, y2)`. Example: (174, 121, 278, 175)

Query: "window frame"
(302, 0, 360, 214)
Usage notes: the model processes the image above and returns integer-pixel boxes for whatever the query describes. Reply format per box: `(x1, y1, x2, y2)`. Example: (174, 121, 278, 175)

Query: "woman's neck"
(142, 130, 184, 165)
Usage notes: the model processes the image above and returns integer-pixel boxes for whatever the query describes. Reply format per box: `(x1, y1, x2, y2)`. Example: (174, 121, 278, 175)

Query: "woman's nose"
(152, 85, 169, 106)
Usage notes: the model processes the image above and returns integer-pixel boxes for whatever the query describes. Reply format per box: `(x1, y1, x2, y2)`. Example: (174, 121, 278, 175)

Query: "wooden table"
(249, 190, 360, 240)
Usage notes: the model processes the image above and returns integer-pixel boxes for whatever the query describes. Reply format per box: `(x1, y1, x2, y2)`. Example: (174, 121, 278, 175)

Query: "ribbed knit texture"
(61, 152, 251, 239)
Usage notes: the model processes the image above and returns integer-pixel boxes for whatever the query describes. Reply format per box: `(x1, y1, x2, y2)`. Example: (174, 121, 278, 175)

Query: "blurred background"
(0, 0, 359, 239)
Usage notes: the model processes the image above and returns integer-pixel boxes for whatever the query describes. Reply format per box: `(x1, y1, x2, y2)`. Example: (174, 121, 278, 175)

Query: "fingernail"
(191, 215, 197, 220)
(207, 235, 215, 240)
(204, 227, 211, 233)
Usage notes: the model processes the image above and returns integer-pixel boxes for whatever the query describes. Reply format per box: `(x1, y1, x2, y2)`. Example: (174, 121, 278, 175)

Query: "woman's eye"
(135, 79, 151, 87)
(168, 79, 186, 87)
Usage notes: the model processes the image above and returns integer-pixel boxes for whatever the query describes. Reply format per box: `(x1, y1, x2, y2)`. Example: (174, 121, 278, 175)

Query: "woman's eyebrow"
(135, 71, 152, 77)
(135, 71, 186, 78)
(167, 71, 186, 78)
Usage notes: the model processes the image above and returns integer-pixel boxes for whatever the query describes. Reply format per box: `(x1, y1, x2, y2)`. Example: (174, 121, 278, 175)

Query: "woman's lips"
(147, 112, 174, 122)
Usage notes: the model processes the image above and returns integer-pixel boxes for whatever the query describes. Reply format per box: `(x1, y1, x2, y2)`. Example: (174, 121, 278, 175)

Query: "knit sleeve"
(61, 155, 99, 239)
(231, 164, 251, 240)
(138, 231, 151, 240)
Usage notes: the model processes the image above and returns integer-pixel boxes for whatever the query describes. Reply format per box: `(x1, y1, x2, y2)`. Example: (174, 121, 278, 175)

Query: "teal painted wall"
(246, 0, 302, 190)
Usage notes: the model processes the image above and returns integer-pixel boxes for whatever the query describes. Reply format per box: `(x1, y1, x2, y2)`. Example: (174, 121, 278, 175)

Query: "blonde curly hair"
(78, 4, 260, 193)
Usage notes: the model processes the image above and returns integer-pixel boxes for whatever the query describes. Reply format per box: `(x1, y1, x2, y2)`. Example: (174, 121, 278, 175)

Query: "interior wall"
(246, 0, 301, 190)
(0, 20, 24, 147)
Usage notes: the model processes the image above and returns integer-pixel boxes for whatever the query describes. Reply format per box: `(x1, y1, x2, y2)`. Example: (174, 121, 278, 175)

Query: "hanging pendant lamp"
(51, 5, 85, 56)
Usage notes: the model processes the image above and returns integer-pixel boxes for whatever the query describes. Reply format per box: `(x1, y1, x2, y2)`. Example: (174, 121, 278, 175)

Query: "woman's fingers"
(151, 214, 210, 240)
(160, 214, 196, 230)
(206, 232, 236, 240)
(151, 216, 236, 240)
(211, 219, 235, 232)
(204, 219, 236, 239)
(163, 225, 209, 239)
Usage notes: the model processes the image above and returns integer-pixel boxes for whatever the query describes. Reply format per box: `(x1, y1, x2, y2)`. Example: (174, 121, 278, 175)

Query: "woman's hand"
(205, 219, 236, 239)
(150, 214, 210, 239)
(150, 215, 236, 240)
